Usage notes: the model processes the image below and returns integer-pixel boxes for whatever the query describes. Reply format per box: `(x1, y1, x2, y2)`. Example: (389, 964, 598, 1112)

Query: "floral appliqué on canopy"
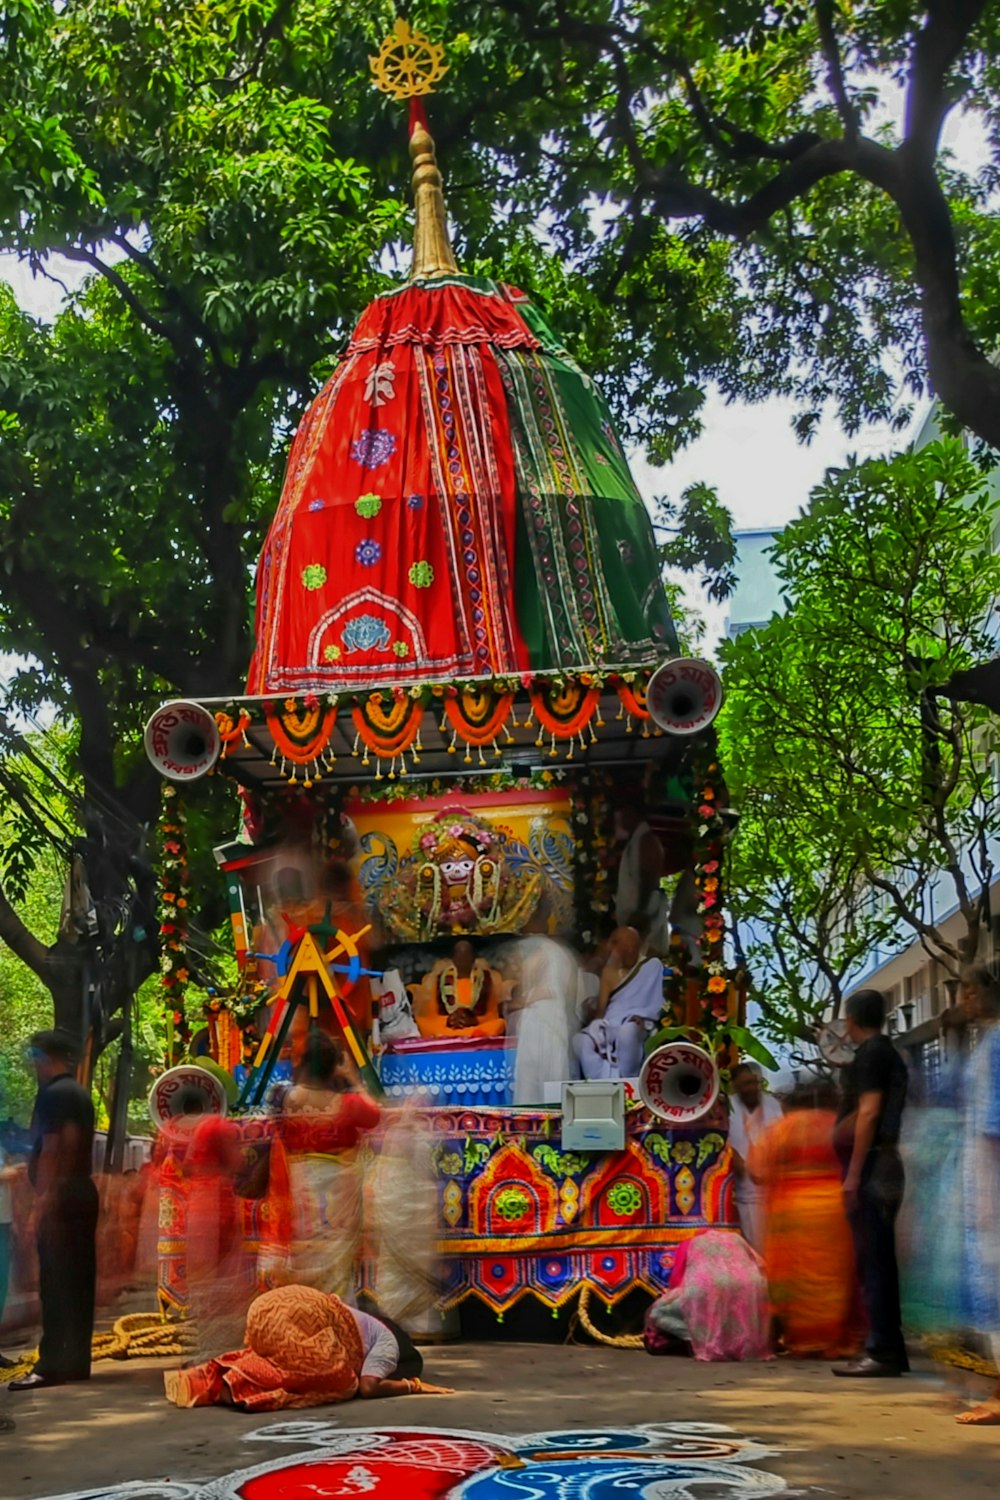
(351, 429, 397, 469)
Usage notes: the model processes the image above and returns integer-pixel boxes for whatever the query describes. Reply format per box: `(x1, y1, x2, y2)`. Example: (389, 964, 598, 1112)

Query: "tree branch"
(905, 0, 989, 163)
(0, 872, 54, 981)
(815, 1, 860, 138)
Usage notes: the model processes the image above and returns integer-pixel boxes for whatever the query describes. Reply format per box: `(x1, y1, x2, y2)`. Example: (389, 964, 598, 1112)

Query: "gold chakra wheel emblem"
(370, 17, 449, 101)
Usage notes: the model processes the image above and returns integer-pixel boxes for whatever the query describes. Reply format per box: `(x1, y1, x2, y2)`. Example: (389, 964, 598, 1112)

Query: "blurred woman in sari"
(278, 1031, 380, 1297)
(753, 1086, 858, 1358)
(184, 1116, 258, 1359)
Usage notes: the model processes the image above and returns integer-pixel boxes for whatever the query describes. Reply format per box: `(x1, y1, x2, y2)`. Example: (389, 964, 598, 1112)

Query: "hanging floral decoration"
(202, 988, 244, 1073)
(571, 771, 614, 941)
(344, 767, 567, 805)
(351, 691, 424, 774)
(525, 678, 602, 755)
(691, 753, 738, 1030)
(647, 750, 771, 1073)
(443, 683, 516, 756)
(616, 676, 652, 729)
(159, 785, 192, 1061)
(264, 696, 338, 776)
(160, 667, 665, 788)
(215, 706, 252, 751)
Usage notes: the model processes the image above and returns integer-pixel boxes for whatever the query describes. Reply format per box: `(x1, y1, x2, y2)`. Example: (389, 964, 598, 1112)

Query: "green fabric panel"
(513, 498, 556, 671)
(498, 337, 679, 667)
(513, 299, 569, 354)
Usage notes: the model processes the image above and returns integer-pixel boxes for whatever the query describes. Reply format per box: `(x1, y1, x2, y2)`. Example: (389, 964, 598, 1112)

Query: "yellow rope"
(927, 1339, 998, 1379)
(575, 1285, 644, 1349)
(0, 1311, 196, 1382)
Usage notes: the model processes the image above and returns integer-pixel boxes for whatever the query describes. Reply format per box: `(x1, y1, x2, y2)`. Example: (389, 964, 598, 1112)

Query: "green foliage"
(0, 1, 996, 1040)
(721, 438, 1000, 1035)
(0, 837, 62, 1123)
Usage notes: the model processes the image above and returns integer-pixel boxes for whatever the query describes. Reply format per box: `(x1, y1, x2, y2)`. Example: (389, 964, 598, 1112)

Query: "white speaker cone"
(144, 700, 221, 782)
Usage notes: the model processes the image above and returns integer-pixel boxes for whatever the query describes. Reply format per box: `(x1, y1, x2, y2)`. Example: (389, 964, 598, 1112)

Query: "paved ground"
(1, 1342, 998, 1500)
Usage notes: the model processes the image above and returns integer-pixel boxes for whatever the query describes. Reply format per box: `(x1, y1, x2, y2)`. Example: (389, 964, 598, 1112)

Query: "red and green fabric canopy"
(247, 272, 677, 694)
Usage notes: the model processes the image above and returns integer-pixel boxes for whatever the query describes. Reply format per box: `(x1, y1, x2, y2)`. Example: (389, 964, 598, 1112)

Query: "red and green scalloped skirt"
(247, 274, 677, 693)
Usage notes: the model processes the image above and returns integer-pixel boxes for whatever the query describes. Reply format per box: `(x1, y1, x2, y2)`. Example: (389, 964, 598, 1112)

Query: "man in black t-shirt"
(9, 1029, 98, 1392)
(834, 988, 909, 1377)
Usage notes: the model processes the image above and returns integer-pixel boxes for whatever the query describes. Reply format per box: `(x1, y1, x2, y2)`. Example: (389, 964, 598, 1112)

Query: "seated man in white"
(572, 926, 665, 1080)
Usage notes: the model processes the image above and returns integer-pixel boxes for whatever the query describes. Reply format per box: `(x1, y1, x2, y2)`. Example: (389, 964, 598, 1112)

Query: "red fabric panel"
(348, 279, 539, 352)
(248, 293, 531, 693)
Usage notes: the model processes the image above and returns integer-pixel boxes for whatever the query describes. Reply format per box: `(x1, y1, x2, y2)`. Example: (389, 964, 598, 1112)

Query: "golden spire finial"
(370, 19, 458, 280)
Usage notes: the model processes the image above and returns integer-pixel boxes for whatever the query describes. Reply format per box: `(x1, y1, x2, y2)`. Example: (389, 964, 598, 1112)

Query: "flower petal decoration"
(355, 539, 382, 567)
(355, 492, 383, 518)
(351, 428, 397, 469)
(301, 563, 328, 590)
(408, 559, 434, 587)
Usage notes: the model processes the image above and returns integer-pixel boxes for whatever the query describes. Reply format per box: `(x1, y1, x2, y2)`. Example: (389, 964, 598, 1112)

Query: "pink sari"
(646, 1230, 772, 1362)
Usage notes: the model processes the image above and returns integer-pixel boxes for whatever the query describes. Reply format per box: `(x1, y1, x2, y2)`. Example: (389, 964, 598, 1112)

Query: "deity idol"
(381, 809, 542, 941)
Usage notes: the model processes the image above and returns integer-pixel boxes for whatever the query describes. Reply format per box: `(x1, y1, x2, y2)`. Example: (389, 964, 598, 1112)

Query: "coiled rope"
(574, 1285, 644, 1349)
(0, 1311, 195, 1384)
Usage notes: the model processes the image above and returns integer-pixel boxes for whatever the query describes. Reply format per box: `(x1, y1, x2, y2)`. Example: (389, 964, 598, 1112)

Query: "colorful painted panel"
(428, 1105, 735, 1313)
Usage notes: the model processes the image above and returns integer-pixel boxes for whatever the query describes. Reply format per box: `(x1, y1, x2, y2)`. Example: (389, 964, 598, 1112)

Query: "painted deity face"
(441, 857, 475, 885)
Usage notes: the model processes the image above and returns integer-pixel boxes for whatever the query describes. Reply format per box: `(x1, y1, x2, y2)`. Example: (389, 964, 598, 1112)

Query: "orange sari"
(164, 1285, 363, 1411)
(754, 1109, 858, 1358)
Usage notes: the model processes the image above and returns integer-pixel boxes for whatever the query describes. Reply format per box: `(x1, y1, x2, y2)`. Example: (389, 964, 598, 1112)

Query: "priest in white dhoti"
(573, 927, 665, 1080)
(507, 907, 580, 1106)
(615, 806, 669, 953)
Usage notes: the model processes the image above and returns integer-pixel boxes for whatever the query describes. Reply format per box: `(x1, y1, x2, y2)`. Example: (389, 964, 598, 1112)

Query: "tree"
(474, 0, 1000, 454)
(3, 0, 995, 1047)
(719, 438, 1000, 1038)
(0, 0, 417, 1047)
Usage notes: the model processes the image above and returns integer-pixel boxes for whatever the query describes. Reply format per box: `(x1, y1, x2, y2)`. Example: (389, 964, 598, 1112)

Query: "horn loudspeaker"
(144, 700, 221, 782)
(639, 1041, 720, 1123)
(646, 658, 723, 737)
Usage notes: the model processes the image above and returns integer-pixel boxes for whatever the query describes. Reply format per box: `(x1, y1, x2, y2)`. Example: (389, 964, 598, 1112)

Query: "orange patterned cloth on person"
(164, 1285, 364, 1411)
(753, 1108, 860, 1358)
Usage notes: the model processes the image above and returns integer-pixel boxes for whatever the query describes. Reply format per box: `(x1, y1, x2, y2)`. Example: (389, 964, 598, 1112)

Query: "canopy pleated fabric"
(247, 273, 677, 694)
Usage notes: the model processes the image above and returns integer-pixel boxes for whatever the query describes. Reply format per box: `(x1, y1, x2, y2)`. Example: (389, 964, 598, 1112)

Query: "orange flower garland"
(443, 683, 516, 748)
(351, 693, 423, 759)
(529, 680, 601, 742)
(264, 698, 338, 764)
(158, 785, 191, 1062)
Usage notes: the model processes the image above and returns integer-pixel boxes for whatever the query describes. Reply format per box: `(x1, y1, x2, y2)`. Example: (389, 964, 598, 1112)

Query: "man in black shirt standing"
(834, 988, 909, 1377)
(10, 1029, 98, 1391)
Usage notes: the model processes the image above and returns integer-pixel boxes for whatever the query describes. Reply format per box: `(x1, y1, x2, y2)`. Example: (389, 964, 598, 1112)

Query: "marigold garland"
(351, 693, 424, 758)
(616, 680, 650, 721)
(691, 753, 736, 1029)
(443, 684, 515, 747)
(529, 681, 601, 740)
(158, 785, 191, 1062)
(159, 669, 660, 786)
(215, 706, 252, 749)
(264, 698, 338, 764)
